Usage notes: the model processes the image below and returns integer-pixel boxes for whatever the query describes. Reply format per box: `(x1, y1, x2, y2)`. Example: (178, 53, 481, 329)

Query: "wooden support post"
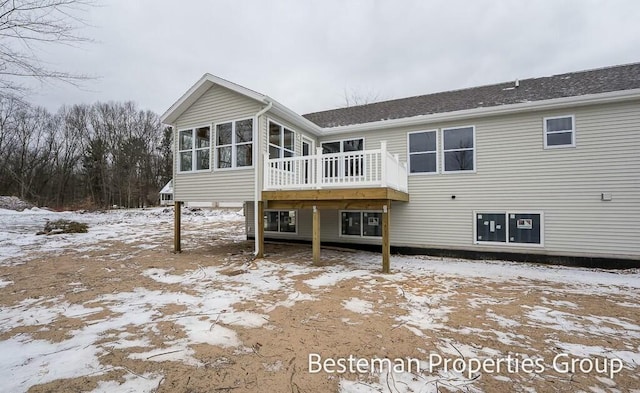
(174, 201, 182, 253)
(256, 201, 265, 258)
(382, 201, 390, 273)
(312, 205, 320, 265)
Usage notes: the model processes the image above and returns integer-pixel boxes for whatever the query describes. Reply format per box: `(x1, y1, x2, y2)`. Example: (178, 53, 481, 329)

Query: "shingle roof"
(302, 62, 640, 128)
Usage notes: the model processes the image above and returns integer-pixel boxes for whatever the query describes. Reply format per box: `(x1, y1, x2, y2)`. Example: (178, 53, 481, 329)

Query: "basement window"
(178, 126, 211, 172)
(544, 115, 575, 148)
(475, 212, 543, 246)
(340, 211, 382, 238)
(264, 210, 297, 233)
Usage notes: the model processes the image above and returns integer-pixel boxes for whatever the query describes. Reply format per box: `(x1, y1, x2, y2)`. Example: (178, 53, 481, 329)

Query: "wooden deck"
(258, 187, 409, 273)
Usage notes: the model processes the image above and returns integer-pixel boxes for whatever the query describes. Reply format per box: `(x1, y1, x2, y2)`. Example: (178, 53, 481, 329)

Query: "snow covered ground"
(0, 207, 638, 392)
(0, 207, 241, 265)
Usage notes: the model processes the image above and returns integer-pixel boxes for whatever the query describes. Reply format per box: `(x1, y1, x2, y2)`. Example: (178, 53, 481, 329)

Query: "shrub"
(38, 219, 88, 235)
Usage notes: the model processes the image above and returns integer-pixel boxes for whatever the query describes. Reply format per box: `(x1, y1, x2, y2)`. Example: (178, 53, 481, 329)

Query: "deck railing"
(263, 141, 408, 192)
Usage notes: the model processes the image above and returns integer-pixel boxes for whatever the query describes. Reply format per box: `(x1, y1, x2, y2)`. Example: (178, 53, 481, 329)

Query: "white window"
(408, 130, 437, 174)
(264, 210, 297, 233)
(340, 211, 382, 237)
(474, 212, 543, 246)
(321, 138, 364, 178)
(544, 115, 575, 148)
(215, 118, 253, 169)
(321, 138, 364, 154)
(178, 126, 211, 172)
(442, 126, 475, 172)
(268, 121, 295, 159)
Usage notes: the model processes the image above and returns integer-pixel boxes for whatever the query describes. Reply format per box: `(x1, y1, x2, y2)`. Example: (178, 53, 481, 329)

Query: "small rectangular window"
(544, 115, 575, 148)
(508, 213, 542, 244)
(340, 211, 382, 238)
(408, 130, 437, 173)
(264, 210, 297, 233)
(362, 212, 382, 237)
(341, 211, 361, 236)
(475, 212, 543, 245)
(443, 126, 475, 172)
(475, 213, 506, 243)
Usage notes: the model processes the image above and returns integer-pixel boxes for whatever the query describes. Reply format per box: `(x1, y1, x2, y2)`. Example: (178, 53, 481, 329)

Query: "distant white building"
(159, 180, 174, 206)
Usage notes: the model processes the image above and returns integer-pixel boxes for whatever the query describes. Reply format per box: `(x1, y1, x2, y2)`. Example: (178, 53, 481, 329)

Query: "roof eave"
(267, 98, 324, 136)
(320, 88, 640, 135)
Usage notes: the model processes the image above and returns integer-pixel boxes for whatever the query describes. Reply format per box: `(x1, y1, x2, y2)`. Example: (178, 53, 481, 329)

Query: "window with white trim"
(475, 212, 542, 245)
(544, 115, 575, 148)
(264, 210, 297, 233)
(215, 119, 253, 169)
(408, 130, 437, 173)
(268, 121, 295, 159)
(321, 138, 364, 178)
(340, 211, 382, 237)
(178, 126, 211, 172)
(443, 126, 474, 172)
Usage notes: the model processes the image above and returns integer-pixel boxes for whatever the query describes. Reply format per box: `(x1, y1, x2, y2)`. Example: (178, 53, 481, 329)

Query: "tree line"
(0, 95, 172, 209)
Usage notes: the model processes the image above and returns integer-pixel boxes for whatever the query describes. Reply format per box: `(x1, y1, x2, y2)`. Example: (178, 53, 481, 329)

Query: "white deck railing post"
(315, 147, 323, 189)
(263, 151, 270, 190)
(380, 141, 387, 187)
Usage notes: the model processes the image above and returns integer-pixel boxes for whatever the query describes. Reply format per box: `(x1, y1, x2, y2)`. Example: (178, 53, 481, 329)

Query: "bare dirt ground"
(1, 212, 639, 392)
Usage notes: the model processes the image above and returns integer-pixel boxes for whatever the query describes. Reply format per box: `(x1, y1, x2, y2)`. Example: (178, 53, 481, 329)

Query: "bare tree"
(0, 0, 93, 95)
(343, 87, 383, 107)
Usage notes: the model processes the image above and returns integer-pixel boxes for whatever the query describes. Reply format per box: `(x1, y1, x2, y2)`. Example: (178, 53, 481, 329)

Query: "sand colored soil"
(0, 217, 638, 392)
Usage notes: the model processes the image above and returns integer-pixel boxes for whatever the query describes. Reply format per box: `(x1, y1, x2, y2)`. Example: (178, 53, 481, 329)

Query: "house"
(159, 179, 174, 206)
(161, 62, 640, 270)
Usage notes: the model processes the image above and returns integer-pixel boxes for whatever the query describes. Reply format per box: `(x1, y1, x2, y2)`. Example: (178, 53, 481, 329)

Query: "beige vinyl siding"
(252, 100, 640, 260)
(173, 84, 263, 202)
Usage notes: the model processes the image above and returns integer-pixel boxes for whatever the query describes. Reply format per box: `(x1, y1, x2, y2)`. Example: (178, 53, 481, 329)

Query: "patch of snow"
(263, 360, 283, 372)
(0, 335, 104, 393)
(263, 291, 317, 312)
(304, 268, 372, 289)
(486, 310, 520, 328)
(339, 364, 482, 393)
(128, 344, 201, 366)
(553, 342, 640, 366)
(524, 306, 640, 338)
(141, 268, 184, 284)
(343, 298, 374, 314)
(0, 278, 12, 288)
(219, 311, 269, 328)
(90, 372, 163, 393)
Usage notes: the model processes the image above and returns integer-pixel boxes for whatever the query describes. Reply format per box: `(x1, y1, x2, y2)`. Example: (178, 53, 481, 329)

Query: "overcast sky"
(23, 0, 640, 117)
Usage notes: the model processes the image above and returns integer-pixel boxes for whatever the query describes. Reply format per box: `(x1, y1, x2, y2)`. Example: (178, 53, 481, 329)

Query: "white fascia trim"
(268, 98, 324, 136)
(320, 88, 640, 135)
